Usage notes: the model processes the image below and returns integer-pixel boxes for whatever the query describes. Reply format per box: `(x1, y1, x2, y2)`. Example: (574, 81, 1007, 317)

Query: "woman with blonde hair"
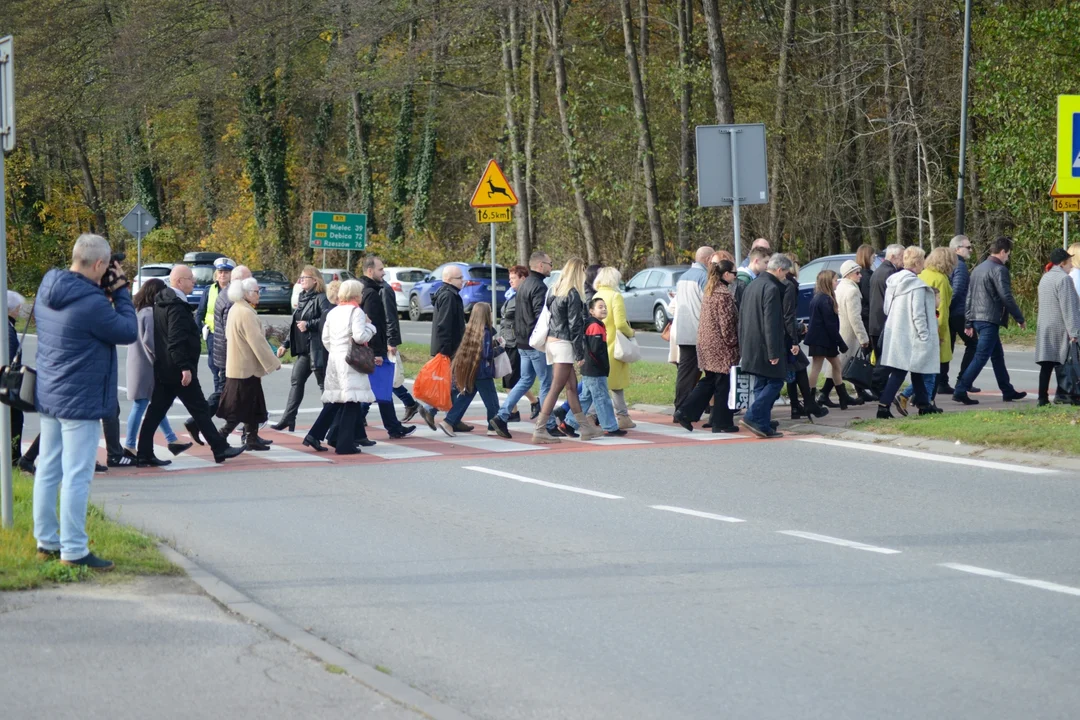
(273, 265, 332, 431)
(534, 258, 602, 443)
(592, 265, 636, 428)
(438, 303, 511, 438)
(894, 247, 955, 413)
(877, 246, 939, 418)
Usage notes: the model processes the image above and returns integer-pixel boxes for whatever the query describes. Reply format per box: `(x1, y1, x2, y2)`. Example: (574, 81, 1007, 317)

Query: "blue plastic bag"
(370, 360, 394, 403)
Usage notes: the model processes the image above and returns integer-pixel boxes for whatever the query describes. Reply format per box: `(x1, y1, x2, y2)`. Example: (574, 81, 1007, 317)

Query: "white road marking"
(97, 440, 216, 472)
(939, 563, 1080, 597)
(631, 421, 746, 442)
(252, 444, 331, 463)
(463, 466, 623, 499)
(797, 438, 1057, 475)
(650, 505, 745, 523)
(778, 530, 901, 555)
(411, 424, 545, 453)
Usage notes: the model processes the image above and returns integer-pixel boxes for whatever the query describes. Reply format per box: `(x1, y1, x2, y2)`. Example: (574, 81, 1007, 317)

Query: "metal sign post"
(490, 222, 497, 318)
(0, 36, 13, 528)
(121, 204, 157, 288)
(695, 123, 769, 267)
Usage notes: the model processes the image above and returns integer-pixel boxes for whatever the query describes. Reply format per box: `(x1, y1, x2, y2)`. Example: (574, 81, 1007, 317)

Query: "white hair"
(885, 243, 905, 261)
(227, 277, 259, 302)
(949, 235, 969, 250)
(337, 279, 364, 303)
(72, 234, 111, 268)
(767, 254, 793, 272)
(7, 291, 25, 311)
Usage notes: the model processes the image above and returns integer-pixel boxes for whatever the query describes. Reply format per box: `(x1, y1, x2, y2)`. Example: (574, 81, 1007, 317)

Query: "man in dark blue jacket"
(33, 234, 137, 572)
(945, 234, 978, 393)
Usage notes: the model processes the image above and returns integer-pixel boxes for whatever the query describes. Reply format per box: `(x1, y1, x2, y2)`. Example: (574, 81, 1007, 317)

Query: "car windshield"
(396, 270, 426, 283)
(799, 261, 826, 286)
(191, 266, 215, 286)
(254, 271, 289, 283)
(470, 267, 510, 281)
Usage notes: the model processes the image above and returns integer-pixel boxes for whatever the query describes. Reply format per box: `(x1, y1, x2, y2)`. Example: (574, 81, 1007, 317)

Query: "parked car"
(385, 266, 430, 318)
(408, 263, 509, 321)
(252, 270, 293, 313)
(795, 252, 883, 322)
(290, 268, 357, 310)
(185, 262, 221, 309)
(622, 265, 689, 332)
(131, 263, 174, 295)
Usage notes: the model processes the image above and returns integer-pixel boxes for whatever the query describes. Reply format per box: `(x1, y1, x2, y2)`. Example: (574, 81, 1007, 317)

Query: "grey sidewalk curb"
(156, 544, 474, 720)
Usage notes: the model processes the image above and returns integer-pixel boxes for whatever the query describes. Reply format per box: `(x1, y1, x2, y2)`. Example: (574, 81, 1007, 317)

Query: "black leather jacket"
(965, 257, 1025, 328)
(547, 288, 585, 361)
(513, 271, 549, 343)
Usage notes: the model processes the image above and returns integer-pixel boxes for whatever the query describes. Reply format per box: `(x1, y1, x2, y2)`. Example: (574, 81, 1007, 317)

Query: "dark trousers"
(207, 333, 225, 394)
(360, 400, 407, 435)
(948, 314, 978, 384)
(679, 371, 733, 429)
(139, 377, 229, 459)
(880, 368, 931, 409)
(279, 353, 326, 425)
(393, 384, 416, 406)
(870, 334, 891, 395)
(675, 344, 701, 410)
(1038, 361, 1065, 400)
(955, 322, 1015, 395)
(102, 400, 123, 460)
(11, 407, 23, 461)
(309, 402, 365, 453)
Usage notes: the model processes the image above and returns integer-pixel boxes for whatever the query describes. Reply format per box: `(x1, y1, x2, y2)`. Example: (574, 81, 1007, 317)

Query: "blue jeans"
(446, 377, 501, 425)
(125, 397, 178, 449)
(566, 376, 617, 432)
(34, 415, 101, 561)
(900, 373, 937, 401)
(745, 375, 784, 429)
(955, 322, 1015, 395)
(497, 347, 551, 421)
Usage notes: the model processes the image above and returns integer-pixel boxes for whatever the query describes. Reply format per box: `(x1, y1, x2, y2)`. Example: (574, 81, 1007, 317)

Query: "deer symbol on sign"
(486, 178, 512, 200)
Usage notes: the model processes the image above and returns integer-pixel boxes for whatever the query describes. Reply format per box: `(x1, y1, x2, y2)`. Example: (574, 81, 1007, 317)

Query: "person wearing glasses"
(945, 235, 978, 395)
(272, 265, 332, 432)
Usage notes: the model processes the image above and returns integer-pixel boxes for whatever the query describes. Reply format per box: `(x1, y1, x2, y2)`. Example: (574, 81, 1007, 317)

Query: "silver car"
(621, 265, 689, 332)
(385, 266, 430, 318)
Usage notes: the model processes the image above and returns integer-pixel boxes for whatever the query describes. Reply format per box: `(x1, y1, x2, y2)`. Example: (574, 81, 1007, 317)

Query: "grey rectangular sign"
(696, 123, 768, 207)
(0, 36, 13, 154)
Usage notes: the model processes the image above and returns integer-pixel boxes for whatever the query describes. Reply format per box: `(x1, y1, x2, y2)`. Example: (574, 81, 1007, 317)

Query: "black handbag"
(1060, 343, 1080, 397)
(0, 298, 38, 413)
(344, 308, 376, 374)
(841, 347, 874, 390)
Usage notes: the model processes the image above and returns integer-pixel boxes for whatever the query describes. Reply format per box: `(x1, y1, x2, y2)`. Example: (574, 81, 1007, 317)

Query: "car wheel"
(408, 296, 422, 322)
(654, 305, 669, 333)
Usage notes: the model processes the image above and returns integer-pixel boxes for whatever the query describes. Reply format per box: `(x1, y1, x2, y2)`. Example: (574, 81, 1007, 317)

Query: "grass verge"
(0, 470, 181, 591)
(854, 405, 1080, 455)
(395, 342, 678, 407)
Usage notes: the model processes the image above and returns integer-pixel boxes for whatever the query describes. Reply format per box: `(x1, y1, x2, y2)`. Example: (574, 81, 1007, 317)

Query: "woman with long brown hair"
(438, 303, 512, 438)
(806, 269, 857, 409)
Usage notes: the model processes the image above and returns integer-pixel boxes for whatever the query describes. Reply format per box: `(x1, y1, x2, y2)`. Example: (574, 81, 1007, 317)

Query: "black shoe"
(556, 421, 579, 438)
(808, 401, 829, 419)
(553, 407, 568, 423)
(818, 391, 840, 409)
(702, 422, 712, 429)
(388, 426, 417, 440)
(167, 442, 193, 456)
(969, 385, 982, 394)
(549, 425, 567, 438)
(605, 429, 628, 437)
(303, 436, 327, 452)
(242, 434, 272, 447)
(712, 425, 740, 433)
(17, 457, 36, 474)
(1039, 397, 1051, 407)
(529, 402, 541, 420)
(952, 393, 979, 405)
(858, 388, 879, 403)
(876, 404, 895, 419)
(95, 462, 107, 474)
(136, 455, 172, 468)
(770, 420, 779, 430)
(763, 428, 784, 438)
(1002, 390, 1028, 402)
(184, 419, 204, 446)
(739, 419, 768, 438)
(271, 419, 295, 432)
(123, 447, 137, 460)
(508, 411, 522, 423)
(355, 439, 377, 448)
(60, 552, 114, 572)
(401, 404, 420, 423)
(917, 405, 937, 416)
(452, 422, 474, 433)
(937, 381, 955, 396)
(213, 446, 246, 463)
(107, 455, 135, 468)
(1053, 395, 1070, 405)
(245, 439, 271, 451)
(417, 405, 437, 430)
(673, 410, 694, 432)
(37, 547, 60, 561)
(490, 416, 512, 439)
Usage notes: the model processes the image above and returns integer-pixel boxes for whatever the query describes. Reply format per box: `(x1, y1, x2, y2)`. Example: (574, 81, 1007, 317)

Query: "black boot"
(788, 383, 807, 419)
(836, 383, 860, 409)
(818, 379, 840, 408)
(857, 387, 878, 403)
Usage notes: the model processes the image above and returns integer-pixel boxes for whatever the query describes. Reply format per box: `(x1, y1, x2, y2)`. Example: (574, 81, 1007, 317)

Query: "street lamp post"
(954, 0, 973, 236)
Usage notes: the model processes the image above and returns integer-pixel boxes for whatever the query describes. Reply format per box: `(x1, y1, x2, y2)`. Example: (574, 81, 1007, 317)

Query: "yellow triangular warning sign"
(470, 159, 518, 208)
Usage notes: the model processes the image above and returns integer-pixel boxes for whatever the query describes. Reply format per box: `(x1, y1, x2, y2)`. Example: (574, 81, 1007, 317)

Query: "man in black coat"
(359, 256, 415, 438)
(137, 265, 244, 466)
(418, 265, 467, 430)
(496, 251, 553, 425)
(737, 254, 795, 438)
(868, 244, 904, 394)
(380, 275, 420, 420)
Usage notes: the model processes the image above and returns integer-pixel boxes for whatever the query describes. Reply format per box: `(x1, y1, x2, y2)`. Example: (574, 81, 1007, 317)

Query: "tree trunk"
(700, 0, 735, 123)
(413, 11, 441, 231)
(524, 9, 541, 248)
(883, 18, 903, 244)
(500, 8, 531, 263)
(386, 85, 414, 242)
(676, 0, 693, 253)
(72, 131, 109, 241)
(542, 0, 598, 264)
(767, 0, 796, 248)
(350, 89, 376, 233)
(619, 0, 665, 265)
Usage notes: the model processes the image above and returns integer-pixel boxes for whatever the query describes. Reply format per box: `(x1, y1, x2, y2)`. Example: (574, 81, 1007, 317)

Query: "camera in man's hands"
(100, 252, 126, 290)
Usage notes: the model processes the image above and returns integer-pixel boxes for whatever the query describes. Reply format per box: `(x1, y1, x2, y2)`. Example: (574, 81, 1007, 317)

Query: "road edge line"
(157, 543, 475, 720)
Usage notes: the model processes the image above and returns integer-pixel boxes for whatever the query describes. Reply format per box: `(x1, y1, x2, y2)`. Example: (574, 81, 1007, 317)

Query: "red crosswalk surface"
(91, 411, 772, 477)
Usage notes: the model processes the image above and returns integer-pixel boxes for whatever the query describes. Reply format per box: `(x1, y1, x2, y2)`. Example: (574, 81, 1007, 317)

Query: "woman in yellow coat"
(593, 267, 636, 429)
(897, 247, 956, 410)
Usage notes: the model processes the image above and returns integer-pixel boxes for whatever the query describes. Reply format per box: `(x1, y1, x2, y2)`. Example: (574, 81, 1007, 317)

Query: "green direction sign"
(309, 211, 367, 250)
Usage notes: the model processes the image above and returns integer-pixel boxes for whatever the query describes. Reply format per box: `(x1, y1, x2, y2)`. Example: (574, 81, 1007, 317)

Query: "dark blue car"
(408, 262, 510, 321)
(796, 253, 883, 322)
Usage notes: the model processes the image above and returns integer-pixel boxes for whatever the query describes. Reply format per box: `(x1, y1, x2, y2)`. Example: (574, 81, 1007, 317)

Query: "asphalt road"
(87, 436, 1080, 719)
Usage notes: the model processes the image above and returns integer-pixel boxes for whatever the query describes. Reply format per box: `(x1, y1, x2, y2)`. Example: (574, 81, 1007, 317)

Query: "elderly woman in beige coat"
(836, 259, 873, 401)
(216, 277, 282, 449)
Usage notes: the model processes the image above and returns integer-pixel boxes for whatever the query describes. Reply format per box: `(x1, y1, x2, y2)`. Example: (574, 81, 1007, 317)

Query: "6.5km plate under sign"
(309, 211, 367, 251)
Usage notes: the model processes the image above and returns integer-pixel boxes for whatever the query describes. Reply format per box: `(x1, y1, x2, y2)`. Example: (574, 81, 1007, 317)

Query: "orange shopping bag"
(413, 353, 453, 411)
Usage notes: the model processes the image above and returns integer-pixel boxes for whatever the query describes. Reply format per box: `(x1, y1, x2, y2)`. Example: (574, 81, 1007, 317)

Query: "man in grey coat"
(737, 254, 795, 438)
(1035, 248, 1080, 405)
(953, 236, 1027, 405)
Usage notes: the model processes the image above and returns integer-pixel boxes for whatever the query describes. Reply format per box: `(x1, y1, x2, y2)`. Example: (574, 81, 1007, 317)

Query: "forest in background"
(1, 0, 1078, 300)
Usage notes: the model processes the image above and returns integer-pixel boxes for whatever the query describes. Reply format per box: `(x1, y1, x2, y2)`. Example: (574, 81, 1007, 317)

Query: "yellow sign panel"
(1054, 198, 1080, 213)
(1057, 95, 1080, 196)
(476, 207, 512, 223)
(469, 159, 519, 208)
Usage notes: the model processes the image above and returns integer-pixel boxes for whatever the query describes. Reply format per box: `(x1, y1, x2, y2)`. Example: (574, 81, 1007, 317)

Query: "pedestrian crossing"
(83, 411, 769, 476)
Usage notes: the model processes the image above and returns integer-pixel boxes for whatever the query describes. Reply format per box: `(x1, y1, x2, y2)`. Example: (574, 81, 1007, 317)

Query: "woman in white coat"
(836, 260, 873, 402)
(876, 246, 940, 419)
(302, 279, 377, 455)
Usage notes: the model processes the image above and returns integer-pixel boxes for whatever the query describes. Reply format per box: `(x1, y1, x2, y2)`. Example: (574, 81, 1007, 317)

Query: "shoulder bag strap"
(12, 295, 37, 365)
